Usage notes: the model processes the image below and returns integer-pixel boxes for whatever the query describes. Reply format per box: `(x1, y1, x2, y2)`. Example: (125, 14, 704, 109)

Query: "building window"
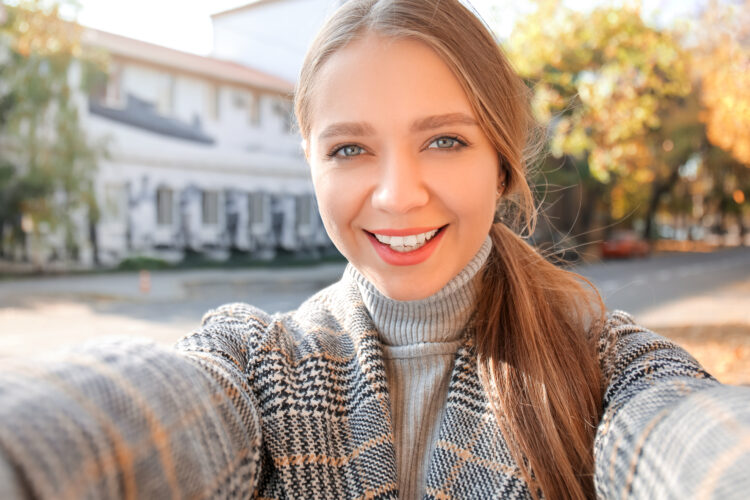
(236, 91, 260, 127)
(249, 192, 266, 228)
(90, 62, 122, 108)
(233, 91, 245, 109)
(296, 195, 313, 231)
(156, 187, 174, 226)
(205, 84, 220, 121)
(157, 73, 175, 115)
(273, 98, 294, 132)
(202, 190, 219, 225)
(249, 93, 260, 127)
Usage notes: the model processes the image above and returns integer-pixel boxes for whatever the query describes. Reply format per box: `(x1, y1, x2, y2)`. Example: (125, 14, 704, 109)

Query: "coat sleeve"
(594, 310, 750, 499)
(0, 304, 265, 499)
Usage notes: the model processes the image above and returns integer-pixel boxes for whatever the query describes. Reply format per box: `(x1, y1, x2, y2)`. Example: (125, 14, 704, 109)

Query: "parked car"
(601, 230, 650, 259)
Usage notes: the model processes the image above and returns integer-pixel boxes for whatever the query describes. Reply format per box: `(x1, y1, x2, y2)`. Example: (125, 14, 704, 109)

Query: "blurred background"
(0, 0, 748, 383)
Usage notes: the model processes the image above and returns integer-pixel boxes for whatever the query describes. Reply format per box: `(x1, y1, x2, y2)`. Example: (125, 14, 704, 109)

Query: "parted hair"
(294, 1, 606, 498)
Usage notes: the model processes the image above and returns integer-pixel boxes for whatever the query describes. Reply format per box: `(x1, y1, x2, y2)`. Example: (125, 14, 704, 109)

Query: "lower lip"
(366, 226, 447, 266)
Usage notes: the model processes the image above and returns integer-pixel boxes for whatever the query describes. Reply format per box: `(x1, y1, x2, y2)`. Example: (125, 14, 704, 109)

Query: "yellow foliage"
(5, 1, 82, 58)
(700, 38, 750, 165)
(690, 0, 750, 166)
(506, 2, 691, 184)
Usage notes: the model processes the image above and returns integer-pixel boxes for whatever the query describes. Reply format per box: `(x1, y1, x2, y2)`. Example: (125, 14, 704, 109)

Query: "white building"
(75, 26, 332, 267)
(2, 1, 343, 269)
(211, 0, 346, 81)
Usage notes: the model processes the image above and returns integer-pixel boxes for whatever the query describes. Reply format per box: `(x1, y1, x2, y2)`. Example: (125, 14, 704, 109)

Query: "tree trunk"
(738, 216, 747, 246)
(574, 180, 606, 244)
(643, 165, 682, 241)
(89, 218, 99, 266)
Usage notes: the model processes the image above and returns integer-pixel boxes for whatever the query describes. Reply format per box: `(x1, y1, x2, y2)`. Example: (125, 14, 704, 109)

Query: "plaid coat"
(1, 270, 749, 499)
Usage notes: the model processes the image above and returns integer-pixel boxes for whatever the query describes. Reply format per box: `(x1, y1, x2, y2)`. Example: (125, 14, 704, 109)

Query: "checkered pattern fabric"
(1, 274, 749, 499)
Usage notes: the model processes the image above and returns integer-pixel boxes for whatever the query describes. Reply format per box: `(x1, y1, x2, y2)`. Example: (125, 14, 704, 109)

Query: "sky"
(66, 0, 706, 57)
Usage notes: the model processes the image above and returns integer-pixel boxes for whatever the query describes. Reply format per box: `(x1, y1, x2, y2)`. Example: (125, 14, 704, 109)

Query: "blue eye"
(331, 144, 364, 158)
(428, 136, 465, 149)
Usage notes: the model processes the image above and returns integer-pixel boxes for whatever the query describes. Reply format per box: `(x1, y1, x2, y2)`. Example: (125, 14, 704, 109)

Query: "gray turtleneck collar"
(346, 235, 493, 347)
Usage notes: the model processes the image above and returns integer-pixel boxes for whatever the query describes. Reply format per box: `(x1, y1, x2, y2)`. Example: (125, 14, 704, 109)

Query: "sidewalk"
(637, 278, 750, 385)
(0, 262, 347, 302)
(0, 263, 747, 384)
(0, 263, 347, 359)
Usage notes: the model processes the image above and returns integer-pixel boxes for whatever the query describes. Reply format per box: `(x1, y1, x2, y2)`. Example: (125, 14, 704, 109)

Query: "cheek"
(312, 168, 366, 244)
(437, 161, 498, 220)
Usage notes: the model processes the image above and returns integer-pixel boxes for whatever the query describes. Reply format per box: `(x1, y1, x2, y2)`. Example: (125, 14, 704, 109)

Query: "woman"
(1, 0, 748, 499)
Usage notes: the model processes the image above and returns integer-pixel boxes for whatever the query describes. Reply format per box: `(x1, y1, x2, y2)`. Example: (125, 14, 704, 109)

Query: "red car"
(601, 230, 650, 259)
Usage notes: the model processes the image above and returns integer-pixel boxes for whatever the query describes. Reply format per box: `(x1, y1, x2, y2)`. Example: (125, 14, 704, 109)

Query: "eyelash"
(427, 135, 468, 150)
(326, 143, 365, 159)
(325, 135, 469, 160)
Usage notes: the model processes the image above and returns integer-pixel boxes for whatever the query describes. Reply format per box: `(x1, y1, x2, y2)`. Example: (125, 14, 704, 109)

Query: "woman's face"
(307, 34, 501, 301)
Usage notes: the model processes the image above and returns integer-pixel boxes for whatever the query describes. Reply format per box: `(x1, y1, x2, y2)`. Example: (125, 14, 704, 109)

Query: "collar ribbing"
(346, 235, 493, 347)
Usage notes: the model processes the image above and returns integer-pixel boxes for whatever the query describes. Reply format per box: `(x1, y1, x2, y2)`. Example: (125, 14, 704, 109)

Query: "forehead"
(309, 33, 475, 137)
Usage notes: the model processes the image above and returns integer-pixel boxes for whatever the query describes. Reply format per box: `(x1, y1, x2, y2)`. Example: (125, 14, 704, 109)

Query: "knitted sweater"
(1, 265, 750, 498)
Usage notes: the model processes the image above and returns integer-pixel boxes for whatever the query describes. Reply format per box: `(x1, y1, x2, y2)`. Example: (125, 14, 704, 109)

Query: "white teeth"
(372, 228, 441, 252)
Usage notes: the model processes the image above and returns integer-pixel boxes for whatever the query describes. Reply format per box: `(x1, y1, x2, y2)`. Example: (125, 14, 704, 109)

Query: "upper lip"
(367, 226, 445, 236)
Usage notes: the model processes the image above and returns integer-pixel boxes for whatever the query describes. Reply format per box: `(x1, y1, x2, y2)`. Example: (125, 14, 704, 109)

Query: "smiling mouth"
(365, 225, 448, 253)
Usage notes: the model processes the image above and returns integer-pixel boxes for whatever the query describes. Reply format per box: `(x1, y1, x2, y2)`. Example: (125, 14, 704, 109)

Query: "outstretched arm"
(595, 311, 750, 498)
(0, 314, 263, 499)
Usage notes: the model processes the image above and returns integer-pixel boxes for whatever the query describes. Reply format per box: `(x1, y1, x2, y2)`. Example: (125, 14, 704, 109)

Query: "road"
(0, 264, 346, 357)
(1, 247, 749, 357)
(575, 246, 750, 315)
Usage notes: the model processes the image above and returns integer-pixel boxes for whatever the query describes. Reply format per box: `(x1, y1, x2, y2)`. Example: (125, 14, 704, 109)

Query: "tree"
(506, 0, 696, 242)
(0, 0, 105, 263)
(695, 0, 750, 166)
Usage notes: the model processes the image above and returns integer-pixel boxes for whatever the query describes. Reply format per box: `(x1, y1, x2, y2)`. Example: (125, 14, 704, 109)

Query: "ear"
(301, 139, 310, 161)
(496, 158, 507, 194)
(497, 174, 507, 197)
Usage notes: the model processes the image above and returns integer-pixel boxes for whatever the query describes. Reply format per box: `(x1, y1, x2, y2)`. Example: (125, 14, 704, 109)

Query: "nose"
(371, 150, 430, 214)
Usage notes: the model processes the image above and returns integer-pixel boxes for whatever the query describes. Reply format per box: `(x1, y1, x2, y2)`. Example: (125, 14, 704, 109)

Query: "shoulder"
(179, 278, 352, 364)
(178, 302, 276, 357)
(597, 310, 713, 394)
(594, 311, 750, 498)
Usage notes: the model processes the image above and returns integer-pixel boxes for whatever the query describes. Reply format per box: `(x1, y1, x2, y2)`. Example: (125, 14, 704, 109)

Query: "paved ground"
(575, 245, 750, 316)
(573, 248, 750, 385)
(0, 263, 346, 357)
(1, 249, 748, 383)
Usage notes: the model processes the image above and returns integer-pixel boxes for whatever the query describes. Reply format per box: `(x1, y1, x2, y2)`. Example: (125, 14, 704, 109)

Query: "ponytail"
(473, 223, 605, 499)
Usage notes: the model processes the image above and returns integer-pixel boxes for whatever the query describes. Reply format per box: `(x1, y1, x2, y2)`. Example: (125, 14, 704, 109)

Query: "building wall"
(211, 0, 345, 81)
(77, 50, 330, 267)
(6, 17, 337, 269)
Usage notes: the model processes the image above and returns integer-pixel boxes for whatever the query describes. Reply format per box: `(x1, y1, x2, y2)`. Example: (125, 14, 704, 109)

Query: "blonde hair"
(295, 1, 605, 498)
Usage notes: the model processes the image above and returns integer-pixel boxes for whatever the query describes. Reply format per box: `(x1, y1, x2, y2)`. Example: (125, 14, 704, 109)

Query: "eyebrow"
(317, 112, 479, 141)
(410, 112, 478, 132)
(318, 122, 376, 140)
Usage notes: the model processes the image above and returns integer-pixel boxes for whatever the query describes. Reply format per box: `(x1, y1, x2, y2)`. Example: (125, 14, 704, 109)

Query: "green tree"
(0, 0, 105, 263)
(507, 0, 697, 242)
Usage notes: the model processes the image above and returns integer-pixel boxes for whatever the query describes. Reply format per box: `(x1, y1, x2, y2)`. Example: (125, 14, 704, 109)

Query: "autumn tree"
(695, 0, 750, 166)
(0, 0, 104, 263)
(506, 0, 697, 243)
(688, 0, 750, 241)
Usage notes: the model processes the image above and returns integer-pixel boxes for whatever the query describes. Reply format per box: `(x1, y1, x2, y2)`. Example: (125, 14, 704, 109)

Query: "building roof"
(81, 28, 294, 94)
(211, 0, 286, 19)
